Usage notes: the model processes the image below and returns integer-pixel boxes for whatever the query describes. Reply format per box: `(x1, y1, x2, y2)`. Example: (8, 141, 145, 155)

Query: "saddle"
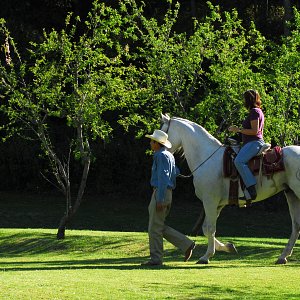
(223, 144, 285, 206)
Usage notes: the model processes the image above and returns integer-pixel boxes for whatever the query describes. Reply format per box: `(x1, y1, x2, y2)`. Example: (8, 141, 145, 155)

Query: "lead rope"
(178, 145, 223, 178)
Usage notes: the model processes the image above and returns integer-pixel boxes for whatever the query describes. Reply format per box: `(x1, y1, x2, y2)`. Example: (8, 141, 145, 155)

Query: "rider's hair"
(244, 90, 261, 109)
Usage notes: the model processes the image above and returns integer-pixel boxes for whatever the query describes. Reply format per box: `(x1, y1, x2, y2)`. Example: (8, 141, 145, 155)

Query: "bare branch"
(40, 172, 64, 193)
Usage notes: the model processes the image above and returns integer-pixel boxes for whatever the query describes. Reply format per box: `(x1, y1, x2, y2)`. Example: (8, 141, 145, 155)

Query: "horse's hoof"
(226, 243, 238, 254)
(196, 259, 209, 264)
(275, 258, 287, 265)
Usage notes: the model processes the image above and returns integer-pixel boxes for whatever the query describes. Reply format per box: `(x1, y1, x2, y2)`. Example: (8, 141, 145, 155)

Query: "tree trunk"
(57, 214, 68, 239)
(57, 188, 72, 239)
(56, 155, 91, 239)
(56, 121, 91, 239)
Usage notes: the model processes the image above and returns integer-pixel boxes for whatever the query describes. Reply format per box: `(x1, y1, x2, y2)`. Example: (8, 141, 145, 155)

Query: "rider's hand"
(228, 126, 240, 133)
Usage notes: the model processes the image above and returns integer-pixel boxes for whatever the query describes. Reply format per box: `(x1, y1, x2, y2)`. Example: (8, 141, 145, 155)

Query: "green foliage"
(117, 1, 190, 134)
(2, 0, 300, 146)
(0, 1, 142, 141)
(190, 6, 267, 141)
(1, 0, 300, 195)
(117, 2, 299, 146)
(263, 7, 300, 145)
(0, 1, 145, 226)
(0, 2, 137, 174)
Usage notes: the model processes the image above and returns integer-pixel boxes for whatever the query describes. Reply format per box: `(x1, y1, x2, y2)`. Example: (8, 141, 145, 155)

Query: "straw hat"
(145, 129, 172, 148)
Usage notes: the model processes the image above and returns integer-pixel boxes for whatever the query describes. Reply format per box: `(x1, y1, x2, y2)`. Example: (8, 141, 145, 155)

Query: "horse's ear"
(161, 113, 170, 123)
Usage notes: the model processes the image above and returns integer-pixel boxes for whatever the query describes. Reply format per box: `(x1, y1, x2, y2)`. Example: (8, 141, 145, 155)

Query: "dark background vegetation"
(0, 0, 297, 231)
(0, 190, 290, 238)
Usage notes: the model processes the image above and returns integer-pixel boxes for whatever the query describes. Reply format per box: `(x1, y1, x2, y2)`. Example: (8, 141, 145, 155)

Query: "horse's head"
(160, 113, 182, 153)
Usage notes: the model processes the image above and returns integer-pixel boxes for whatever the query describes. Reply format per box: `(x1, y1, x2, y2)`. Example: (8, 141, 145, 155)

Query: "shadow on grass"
(0, 255, 223, 272)
(162, 283, 300, 300)
(166, 240, 300, 265)
(0, 231, 142, 256)
(0, 230, 299, 272)
(2, 254, 299, 272)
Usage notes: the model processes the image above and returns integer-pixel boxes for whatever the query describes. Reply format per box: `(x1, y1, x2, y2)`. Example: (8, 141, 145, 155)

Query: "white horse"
(160, 114, 300, 264)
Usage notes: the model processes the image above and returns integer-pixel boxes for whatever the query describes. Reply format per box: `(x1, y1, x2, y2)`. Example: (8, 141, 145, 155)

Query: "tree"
(178, 4, 267, 141)
(118, 0, 210, 133)
(263, 7, 300, 145)
(0, 1, 137, 239)
(1, 0, 300, 223)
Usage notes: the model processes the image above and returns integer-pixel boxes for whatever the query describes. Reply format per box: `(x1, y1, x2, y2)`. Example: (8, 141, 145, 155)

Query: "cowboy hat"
(145, 129, 172, 148)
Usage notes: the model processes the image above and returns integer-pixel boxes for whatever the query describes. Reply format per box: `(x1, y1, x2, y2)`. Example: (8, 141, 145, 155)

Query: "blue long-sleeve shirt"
(150, 147, 179, 203)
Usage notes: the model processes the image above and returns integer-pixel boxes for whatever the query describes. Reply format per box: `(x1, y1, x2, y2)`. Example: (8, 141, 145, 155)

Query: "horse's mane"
(169, 117, 222, 167)
(172, 117, 222, 146)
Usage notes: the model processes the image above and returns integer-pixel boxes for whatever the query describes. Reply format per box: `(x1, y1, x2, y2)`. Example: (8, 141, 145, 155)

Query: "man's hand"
(156, 202, 164, 212)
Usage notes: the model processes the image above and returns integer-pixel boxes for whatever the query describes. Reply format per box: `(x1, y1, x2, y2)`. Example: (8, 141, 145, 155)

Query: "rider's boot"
(246, 185, 257, 200)
(239, 185, 257, 202)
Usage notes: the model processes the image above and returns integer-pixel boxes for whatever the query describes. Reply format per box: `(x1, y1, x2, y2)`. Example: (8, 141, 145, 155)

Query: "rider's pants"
(234, 139, 264, 188)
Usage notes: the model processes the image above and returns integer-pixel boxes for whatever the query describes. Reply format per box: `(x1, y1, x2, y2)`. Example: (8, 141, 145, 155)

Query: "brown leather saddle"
(223, 145, 285, 206)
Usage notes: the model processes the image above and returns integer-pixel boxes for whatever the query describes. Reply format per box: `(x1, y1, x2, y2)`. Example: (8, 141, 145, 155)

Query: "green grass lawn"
(0, 191, 297, 299)
(1, 228, 300, 300)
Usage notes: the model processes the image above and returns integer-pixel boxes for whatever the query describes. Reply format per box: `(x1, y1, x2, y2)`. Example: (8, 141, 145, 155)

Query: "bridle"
(178, 145, 222, 178)
(161, 117, 171, 133)
(161, 117, 223, 178)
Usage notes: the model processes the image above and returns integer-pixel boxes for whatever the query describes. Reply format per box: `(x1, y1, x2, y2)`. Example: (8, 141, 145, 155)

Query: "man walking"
(142, 129, 195, 266)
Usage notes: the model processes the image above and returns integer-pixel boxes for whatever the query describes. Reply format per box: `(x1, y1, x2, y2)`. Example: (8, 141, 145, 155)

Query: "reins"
(178, 145, 223, 178)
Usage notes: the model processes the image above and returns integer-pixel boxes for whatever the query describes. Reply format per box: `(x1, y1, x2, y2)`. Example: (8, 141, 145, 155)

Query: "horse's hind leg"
(215, 238, 238, 254)
(276, 189, 300, 264)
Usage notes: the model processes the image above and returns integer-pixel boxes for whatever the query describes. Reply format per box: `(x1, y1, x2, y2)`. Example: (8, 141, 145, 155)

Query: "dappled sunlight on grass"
(0, 229, 299, 269)
(0, 229, 147, 257)
(0, 229, 300, 299)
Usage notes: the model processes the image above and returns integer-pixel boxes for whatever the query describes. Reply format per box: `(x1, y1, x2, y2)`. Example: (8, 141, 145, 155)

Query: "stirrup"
(239, 186, 257, 201)
(227, 138, 240, 154)
(239, 188, 252, 201)
(256, 143, 271, 156)
(227, 138, 239, 146)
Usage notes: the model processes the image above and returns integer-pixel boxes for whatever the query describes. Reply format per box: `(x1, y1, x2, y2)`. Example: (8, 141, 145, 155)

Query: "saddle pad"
(223, 145, 284, 205)
(224, 146, 285, 178)
(249, 146, 284, 175)
(262, 146, 285, 175)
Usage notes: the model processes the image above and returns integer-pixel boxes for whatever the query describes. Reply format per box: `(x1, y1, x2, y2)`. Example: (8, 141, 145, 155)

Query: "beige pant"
(148, 189, 193, 264)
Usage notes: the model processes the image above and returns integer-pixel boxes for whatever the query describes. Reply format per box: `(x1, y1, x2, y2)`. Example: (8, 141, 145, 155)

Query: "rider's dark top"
(242, 107, 264, 144)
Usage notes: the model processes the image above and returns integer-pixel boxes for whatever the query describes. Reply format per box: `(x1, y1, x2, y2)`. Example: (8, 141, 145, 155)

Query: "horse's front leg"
(196, 202, 219, 264)
(196, 217, 216, 264)
(276, 190, 300, 264)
